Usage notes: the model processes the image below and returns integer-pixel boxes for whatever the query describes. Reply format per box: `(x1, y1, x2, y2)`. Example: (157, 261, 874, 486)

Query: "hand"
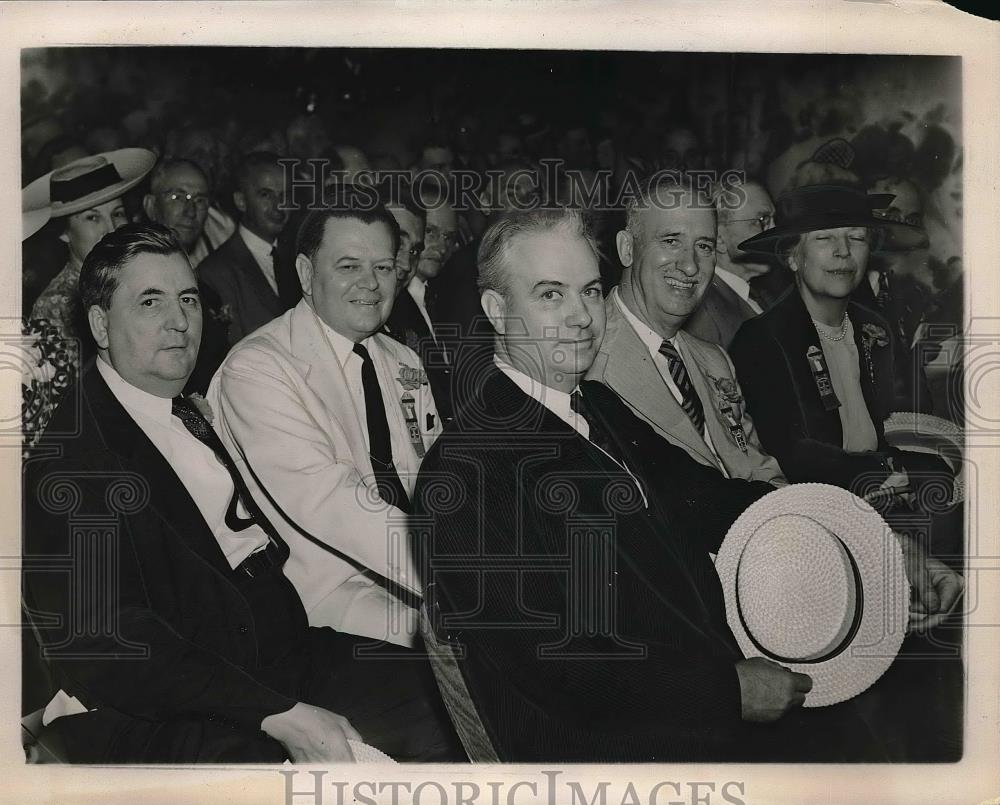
(735, 657, 812, 723)
(261, 702, 363, 763)
(864, 469, 911, 506)
(896, 534, 964, 632)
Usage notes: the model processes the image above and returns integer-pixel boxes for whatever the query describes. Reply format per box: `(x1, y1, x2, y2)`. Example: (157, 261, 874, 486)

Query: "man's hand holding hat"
(894, 531, 964, 633)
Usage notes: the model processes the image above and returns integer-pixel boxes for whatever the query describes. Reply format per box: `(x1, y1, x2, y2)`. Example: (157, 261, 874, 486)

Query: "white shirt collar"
(408, 275, 427, 303)
(238, 224, 276, 259)
(96, 354, 173, 426)
(494, 355, 580, 430)
(613, 286, 674, 357)
(313, 306, 373, 367)
(715, 266, 751, 301)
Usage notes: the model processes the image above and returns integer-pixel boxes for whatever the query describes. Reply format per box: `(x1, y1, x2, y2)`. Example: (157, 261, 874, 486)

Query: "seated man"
(199, 152, 301, 345)
(414, 208, 961, 762)
(588, 176, 785, 486)
(685, 177, 779, 348)
(22, 223, 460, 763)
(209, 203, 440, 647)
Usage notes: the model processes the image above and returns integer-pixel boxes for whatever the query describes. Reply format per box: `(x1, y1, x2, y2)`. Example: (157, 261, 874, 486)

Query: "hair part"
(477, 207, 598, 299)
(79, 222, 186, 311)
(295, 201, 401, 262)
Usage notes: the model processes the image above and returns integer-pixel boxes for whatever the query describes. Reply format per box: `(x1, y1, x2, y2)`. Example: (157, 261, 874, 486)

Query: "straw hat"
(348, 739, 396, 763)
(22, 148, 156, 240)
(884, 411, 964, 504)
(737, 183, 928, 256)
(715, 483, 909, 707)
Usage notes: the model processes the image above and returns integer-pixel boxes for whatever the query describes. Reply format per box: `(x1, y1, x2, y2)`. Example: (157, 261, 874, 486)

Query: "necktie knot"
(353, 342, 372, 362)
(172, 395, 213, 441)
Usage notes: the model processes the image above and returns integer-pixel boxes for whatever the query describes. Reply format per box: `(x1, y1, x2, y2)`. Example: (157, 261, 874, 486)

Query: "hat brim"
(738, 216, 928, 256)
(22, 147, 157, 220)
(884, 412, 964, 504)
(22, 207, 51, 241)
(714, 483, 909, 707)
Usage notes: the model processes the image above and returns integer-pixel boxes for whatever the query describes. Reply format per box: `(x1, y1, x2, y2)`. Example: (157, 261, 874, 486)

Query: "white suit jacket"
(587, 292, 787, 487)
(208, 300, 441, 646)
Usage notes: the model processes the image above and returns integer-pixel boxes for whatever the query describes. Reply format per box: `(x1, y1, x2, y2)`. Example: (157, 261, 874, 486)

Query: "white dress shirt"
(716, 266, 763, 315)
(614, 288, 729, 475)
(239, 224, 279, 296)
(316, 317, 427, 495)
(97, 356, 269, 568)
(407, 275, 436, 340)
(495, 356, 647, 507)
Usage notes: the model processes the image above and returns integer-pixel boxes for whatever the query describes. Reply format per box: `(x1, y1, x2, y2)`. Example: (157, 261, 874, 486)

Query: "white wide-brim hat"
(884, 411, 964, 504)
(348, 739, 396, 763)
(715, 483, 909, 707)
(22, 148, 157, 240)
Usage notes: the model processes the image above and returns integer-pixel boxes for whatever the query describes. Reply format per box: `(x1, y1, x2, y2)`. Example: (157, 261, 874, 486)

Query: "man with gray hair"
(413, 207, 821, 761)
(587, 175, 786, 486)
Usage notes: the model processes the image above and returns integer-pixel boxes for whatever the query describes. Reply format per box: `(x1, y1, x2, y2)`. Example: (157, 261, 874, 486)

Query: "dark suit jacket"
(384, 288, 455, 422)
(729, 288, 950, 492)
(684, 273, 759, 349)
(414, 368, 773, 761)
(22, 361, 303, 734)
(199, 231, 298, 345)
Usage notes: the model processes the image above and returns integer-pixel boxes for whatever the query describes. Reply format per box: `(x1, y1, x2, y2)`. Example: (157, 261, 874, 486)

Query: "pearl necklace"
(813, 314, 849, 342)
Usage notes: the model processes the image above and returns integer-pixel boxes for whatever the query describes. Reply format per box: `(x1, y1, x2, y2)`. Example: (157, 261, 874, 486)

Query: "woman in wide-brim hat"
(22, 148, 155, 453)
(726, 182, 953, 516)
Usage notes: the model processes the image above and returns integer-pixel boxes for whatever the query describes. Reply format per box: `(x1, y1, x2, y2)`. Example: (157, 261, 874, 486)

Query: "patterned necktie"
(353, 343, 410, 513)
(570, 388, 622, 463)
(657, 340, 706, 435)
(171, 395, 258, 532)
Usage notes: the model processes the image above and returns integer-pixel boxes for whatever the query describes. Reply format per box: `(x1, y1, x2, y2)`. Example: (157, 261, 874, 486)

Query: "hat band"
(51, 163, 124, 205)
(735, 535, 865, 665)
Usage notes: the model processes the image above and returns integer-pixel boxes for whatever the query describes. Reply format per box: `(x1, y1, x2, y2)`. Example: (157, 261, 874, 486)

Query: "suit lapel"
(232, 232, 283, 315)
(712, 275, 756, 320)
(596, 297, 719, 468)
(83, 364, 236, 577)
(288, 301, 375, 479)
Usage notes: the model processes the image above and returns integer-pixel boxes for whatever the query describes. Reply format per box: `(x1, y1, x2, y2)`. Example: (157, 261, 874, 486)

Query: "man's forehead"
(164, 165, 209, 190)
(508, 230, 598, 275)
(427, 204, 457, 228)
(739, 183, 775, 211)
(640, 199, 716, 234)
(118, 252, 194, 289)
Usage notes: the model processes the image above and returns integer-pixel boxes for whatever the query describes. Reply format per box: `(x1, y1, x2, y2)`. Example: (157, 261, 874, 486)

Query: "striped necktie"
(657, 340, 706, 435)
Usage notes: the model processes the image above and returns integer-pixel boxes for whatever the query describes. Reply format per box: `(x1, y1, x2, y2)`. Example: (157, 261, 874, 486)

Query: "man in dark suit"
(413, 208, 832, 762)
(22, 223, 461, 763)
(199, 152, 301, 345)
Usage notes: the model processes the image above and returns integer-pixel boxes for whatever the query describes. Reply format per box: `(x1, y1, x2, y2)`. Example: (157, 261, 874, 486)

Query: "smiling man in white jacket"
(209, 201, 441, 647)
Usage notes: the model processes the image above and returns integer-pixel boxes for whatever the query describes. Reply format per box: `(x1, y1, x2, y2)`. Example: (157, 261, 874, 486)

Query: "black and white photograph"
(6, 2, 998, 804)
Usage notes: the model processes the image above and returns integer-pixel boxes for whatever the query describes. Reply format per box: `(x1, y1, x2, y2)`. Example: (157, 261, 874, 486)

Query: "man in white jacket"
(209, 201, 441, 647)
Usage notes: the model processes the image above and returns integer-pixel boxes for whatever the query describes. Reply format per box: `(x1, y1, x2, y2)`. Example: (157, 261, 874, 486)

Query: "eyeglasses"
(729, 213, 774, 232)
(161, 190, 211, 212)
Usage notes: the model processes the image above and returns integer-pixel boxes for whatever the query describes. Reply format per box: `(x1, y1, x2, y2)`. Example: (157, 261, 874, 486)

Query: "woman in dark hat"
(727, 183, 951, 505)
(21, 149, 156, 451)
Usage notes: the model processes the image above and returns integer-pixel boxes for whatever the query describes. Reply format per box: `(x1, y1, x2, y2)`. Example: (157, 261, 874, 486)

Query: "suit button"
(239, 624, 248, 634)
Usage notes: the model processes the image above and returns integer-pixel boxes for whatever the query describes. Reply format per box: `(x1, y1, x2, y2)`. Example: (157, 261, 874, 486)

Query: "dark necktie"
(570, 388, 622, 463)
(172, 395, 262, 534)
(353, 342, 410, 513)
(748, 283, 766, 311)
(657, 340, 706, 435)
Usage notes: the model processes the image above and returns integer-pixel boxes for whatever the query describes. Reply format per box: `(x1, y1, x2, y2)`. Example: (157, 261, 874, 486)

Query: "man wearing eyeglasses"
(143, 159, 214, 267)
(142, 158, 229, 392)
(586, 175, 787, 486)
(685, 178, 780, 349)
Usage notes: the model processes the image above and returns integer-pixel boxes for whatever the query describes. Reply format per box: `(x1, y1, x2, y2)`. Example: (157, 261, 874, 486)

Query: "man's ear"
(481, 289, 507, 335)
(616, 230, 633, 268)
(142, 194, 156, 223)
(233, 190, 247, 216)
(88, 305, 110, 350)
(295, 254, 314, 296)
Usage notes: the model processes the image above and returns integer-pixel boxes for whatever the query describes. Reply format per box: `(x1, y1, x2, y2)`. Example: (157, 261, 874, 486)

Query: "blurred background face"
(236, 162, 289, 242)
(148, 163, 211, 252)
(718, 182, 776, 278)
(417, 202, 458, 280)
(386, 205, 425, 288)
(789, 227, 870, 304)
(661, 128, 703, 173)
(621, 194, 717, 336)
(297, 218, 397, 342)
(61, 198, 129, 266)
